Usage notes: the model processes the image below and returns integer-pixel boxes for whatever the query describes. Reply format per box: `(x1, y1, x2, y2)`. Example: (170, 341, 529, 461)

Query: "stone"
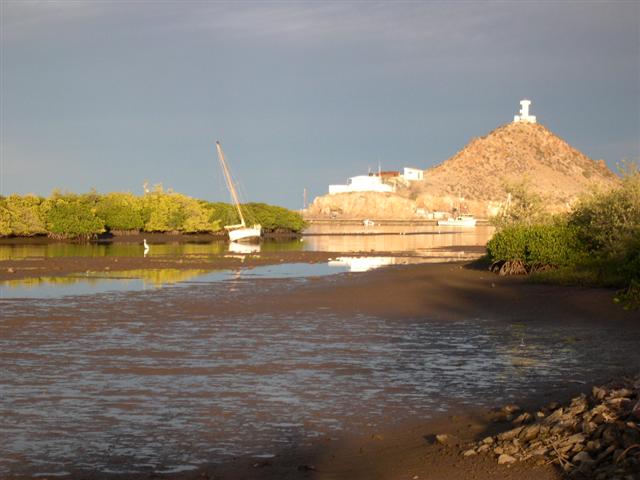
(544, 408, 564, 424)
(477, 444, 491, 453)
(7, 267, 16, 273)
(498, 426, 524, 441)
(436, 434, 455, 446)
(520, 424, 540, 442)
(502, 404, 521, 414)
(561, 433, 586, 446)
(571, 450, 593, 463)
(463, 449, 477, 457)
(482, 436, 494, 445)
(497, 453, 516, 465)
(610, 388, 633, 398)
(512, 412, 533, 426)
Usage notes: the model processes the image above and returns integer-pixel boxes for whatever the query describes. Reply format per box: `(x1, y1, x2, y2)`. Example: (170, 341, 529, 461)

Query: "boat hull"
(437, 218, 477, 227)
(228, 226, 262, 242)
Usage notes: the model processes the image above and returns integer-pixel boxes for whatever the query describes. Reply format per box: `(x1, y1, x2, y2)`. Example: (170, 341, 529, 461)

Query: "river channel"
(2, 227, 639, 477)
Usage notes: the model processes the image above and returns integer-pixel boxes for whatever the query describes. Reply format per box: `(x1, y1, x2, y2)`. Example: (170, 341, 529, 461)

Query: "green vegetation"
(0, 189, 305, 239)
(487, 165, 640, 309)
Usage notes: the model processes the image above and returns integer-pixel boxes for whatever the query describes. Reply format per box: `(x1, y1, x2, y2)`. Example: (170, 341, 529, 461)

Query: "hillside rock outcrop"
(305, 192, 417, 219)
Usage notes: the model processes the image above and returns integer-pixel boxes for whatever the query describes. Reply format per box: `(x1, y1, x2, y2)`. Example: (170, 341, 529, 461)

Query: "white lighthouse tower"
(513, 99, 537, 124)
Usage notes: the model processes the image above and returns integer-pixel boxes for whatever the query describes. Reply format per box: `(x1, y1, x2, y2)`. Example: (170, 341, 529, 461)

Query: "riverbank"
(2, 258, 637, 479)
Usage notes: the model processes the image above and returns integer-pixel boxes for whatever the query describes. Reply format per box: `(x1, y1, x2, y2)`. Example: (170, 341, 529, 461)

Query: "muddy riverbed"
(1, 233, 638, 479)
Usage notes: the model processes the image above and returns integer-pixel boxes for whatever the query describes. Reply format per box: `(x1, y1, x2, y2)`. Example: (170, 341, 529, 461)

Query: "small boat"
(363, 219, 375, 227)
(215, 141, 262, 242)
(437, 214, 477, 227)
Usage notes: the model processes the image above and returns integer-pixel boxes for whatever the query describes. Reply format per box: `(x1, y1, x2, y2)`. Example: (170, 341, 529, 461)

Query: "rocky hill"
(412, 122, 619, 217)
(306, 122, 620, 219)
(305, 191, 416, 219)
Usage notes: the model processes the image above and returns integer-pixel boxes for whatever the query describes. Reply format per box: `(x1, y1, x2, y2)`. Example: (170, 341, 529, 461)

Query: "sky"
(1, 1, 639, 209)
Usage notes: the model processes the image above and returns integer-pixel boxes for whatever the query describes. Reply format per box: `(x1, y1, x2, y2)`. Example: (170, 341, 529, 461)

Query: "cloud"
(2, 0, 107, 38)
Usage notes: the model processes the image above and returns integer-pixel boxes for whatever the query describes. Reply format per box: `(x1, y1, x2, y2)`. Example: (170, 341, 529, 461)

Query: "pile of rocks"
(461, 376, 640, 479)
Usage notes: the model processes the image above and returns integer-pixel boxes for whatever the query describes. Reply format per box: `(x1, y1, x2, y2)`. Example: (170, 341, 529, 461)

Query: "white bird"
(143, 238, 150, 256)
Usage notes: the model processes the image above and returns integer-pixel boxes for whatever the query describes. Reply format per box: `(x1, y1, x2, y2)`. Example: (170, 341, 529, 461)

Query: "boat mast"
(215, 141, 246, 227)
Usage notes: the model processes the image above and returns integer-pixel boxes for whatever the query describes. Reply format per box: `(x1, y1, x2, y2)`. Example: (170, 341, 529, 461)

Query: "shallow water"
(0, 226, 493, 260)
(1, 278, 640, 476)
(0, 227, 493, 299)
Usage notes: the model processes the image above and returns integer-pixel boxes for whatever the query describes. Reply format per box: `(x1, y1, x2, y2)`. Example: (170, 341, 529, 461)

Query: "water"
(8, 227, 632, 476)
(2, 279, 639, 476)
(0, 226, 493, 261)
(0, 227, 494, 299)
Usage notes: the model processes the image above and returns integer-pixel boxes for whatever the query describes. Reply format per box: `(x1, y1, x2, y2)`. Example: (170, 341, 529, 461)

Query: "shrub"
(487, 223, 584, 272)
(0, 194, 47, 236)
(96, 192, 145, 232)
(42, 193, 105, 239)
(492, 180, 548, 229)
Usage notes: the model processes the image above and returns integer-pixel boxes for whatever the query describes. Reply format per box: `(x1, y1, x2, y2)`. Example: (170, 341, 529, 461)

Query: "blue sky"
(2, 1, 639, 209)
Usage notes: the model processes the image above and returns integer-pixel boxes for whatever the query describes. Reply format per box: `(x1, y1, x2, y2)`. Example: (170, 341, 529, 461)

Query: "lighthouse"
(513, 99, 537, 124)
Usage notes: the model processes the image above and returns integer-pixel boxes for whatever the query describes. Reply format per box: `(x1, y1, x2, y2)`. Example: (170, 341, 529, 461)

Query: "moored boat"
(215, 141, 262, 243)
(437, 214, 477, 227)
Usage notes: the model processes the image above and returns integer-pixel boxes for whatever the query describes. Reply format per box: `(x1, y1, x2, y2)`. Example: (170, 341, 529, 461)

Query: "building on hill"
(328, 166, 423, 195)
(513, 99, 537, 124)
(403, 167, 424, 181)
(329, 174, 395, 194)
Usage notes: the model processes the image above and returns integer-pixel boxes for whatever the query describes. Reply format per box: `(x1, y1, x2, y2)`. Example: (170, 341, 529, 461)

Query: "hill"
(307, 122, 620, 220)
(411, 122, 619, 217)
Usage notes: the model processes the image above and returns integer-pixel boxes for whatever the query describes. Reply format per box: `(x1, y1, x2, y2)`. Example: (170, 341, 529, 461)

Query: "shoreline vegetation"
(486, 166, 639, 309)
(0, 187, 306, 240)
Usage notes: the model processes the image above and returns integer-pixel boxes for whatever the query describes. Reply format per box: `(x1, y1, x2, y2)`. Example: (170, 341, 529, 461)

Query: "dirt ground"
(1, 243, 637, 480)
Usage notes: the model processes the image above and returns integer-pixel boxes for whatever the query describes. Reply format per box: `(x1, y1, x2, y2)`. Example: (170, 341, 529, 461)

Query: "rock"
(601, 426, 618, 444)
(498, 426, 524, 441)
(544, 408, 564, 424)
(436, 434, 455, 446)
(520, 424, 541, 442)
(7, 267, 16, 273)
(497, 453, 516, 465)
(463, 449, 477, 457)
(630, 401, 640, 420)
(482, 436, 494, 445)
(610, 388, 633, 398)
(512, 412, 533, 426)
(502, 404, 521, 415)
(561, 433, 586, 447)
(573, 451, 593, 464)
(477, 444, 491, 453)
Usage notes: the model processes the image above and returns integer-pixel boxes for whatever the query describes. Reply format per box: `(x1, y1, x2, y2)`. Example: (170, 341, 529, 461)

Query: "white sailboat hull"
(438, 216, 477, 227)
(228, 226, 262, 242)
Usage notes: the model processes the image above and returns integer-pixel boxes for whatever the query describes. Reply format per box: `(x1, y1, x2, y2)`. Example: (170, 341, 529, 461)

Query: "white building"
(329, 174, 394, 195)
(402, 167, 424, 182)
(513, 99, 537, 124)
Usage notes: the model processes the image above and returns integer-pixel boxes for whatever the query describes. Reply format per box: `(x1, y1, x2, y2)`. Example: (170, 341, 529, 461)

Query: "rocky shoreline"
(438, 374, 640, 479)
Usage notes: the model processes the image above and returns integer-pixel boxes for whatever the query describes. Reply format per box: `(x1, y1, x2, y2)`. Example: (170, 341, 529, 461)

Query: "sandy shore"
(1, 250, 637, 479)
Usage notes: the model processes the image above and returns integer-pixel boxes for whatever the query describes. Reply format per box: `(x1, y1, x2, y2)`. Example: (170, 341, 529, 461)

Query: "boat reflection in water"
(329, 256, 395, 272)
(228, 242, 261, 255)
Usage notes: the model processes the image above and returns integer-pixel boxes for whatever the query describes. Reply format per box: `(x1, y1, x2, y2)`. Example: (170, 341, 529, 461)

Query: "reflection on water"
(0, 263, 355, 299)
(1, 281, 639, 476)
(304, 225, 494, 254)
(0, 226, 493, 261)
(228, 242, 261, 254)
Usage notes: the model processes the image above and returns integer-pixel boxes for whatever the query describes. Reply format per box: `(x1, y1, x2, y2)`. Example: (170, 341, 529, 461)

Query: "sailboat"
(215, 141, 262, 243)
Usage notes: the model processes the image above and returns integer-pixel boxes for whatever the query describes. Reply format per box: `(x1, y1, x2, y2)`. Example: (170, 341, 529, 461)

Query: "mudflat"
(1, 251, 637, 480)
